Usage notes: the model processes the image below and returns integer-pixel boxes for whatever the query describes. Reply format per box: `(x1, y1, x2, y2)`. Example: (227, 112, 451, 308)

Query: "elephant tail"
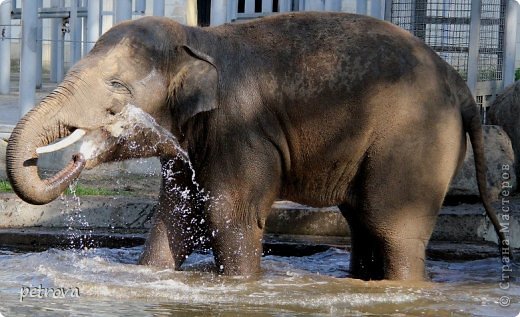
(461, 94, 509, 259)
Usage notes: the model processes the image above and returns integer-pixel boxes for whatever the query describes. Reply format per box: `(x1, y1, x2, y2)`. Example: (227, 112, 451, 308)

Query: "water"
(0, 246, 518, 316)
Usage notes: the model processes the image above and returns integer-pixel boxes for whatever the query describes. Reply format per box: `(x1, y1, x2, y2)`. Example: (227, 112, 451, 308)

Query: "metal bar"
(279, 0, 291, 12)
(306, 0, 324, 11)
(371, 0, 382, 19)
(211, 0, 227, 26)
(135, 0, 146, 15)
(87, 0, 101, 52)
(356, 0, 367, 15)
(262, 0, 272, 13)
(187, 0, 198, 25)
(114, 0, 132, 23)
(56, 18, 64, 83)
(19, 0, 38, 117)
(49, 0, 62, 83)
(153, 0, 164, 16)
(70, 0, 81, 64)
(503, 0, 518, 87)
(384, 0, 392, 21)
(227, 0, 237, 22)
(244, 0, 255, 14)
(36, 0, 43, 89)
(324, 0, 341, 11)
(467, 0, 482, 96)
(0, 0, 11, 94)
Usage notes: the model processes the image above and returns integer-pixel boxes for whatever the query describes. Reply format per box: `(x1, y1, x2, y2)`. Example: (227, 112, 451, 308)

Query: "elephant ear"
(169, 46, 219, 134)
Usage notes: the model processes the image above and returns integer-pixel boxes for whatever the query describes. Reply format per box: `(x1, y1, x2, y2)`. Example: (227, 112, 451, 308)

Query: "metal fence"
(387, 0, 516, 121)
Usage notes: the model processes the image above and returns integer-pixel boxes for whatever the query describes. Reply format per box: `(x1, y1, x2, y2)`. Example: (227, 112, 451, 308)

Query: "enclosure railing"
(0, 0, 518, 124)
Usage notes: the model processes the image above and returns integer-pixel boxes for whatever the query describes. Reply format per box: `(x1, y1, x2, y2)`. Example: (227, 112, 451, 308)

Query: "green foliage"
(515, 68, 520, 81)
(0, 180, 129, 196)
(0, 180, 12, 193)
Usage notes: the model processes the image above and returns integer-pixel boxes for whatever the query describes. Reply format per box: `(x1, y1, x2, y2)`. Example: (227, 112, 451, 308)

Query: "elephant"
(6, 12, 506, 281)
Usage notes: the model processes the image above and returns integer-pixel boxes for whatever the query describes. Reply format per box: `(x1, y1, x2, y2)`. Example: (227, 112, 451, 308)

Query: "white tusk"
(36, 129, 87, 155)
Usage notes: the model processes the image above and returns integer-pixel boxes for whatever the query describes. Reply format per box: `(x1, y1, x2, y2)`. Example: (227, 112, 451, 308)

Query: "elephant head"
(6, 17, 218, 205)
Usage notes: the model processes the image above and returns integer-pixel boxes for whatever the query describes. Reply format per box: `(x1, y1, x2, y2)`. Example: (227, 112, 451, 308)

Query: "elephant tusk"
(36, 129, 87, 155)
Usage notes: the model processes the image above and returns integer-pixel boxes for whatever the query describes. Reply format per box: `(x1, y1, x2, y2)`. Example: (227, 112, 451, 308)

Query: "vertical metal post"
(384, 0, 393, 21)
(36, 0, 42, 88)
(56, 18, 64, 83)
(279, 0, 291, 12)
(211, 0, 227, 26)
(356, 0, 367, 15)
(324, 0, 341, 12)
(135, 0, 146, 15)
(244, 0, 255, 13)
(0, 0, 11, 94)
(306, 0, 324, 11)
(227, 0, 237, 22)
(70, 0, 81, 64)
(153, 0, 165, 16)
(50, 0, 62, 83)
(261, 0, 272, 13)
(467, 0, 482, 96)
(371, 0, 382, 19)
(503, 0, 518, 88)
(114, 0, 132, 23)
(19, 0, 38, 116)
(87, 0, 101, 52)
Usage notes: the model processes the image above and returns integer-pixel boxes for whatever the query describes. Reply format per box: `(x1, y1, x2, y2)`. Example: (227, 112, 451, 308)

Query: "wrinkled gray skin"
(488, 81, 520, 181)
(6, 13, 505, 281)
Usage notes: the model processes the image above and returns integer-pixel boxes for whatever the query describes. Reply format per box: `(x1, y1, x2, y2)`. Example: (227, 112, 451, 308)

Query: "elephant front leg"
(139, 158, 206, 269)
(208, 199, 269, 276)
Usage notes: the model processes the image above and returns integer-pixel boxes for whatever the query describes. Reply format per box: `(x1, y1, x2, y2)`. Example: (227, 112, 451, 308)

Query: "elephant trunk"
(6, 100, 86, 205)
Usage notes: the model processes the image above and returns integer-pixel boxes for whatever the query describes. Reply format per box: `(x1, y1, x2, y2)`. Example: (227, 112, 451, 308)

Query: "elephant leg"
(339, 204, 384, 280)
(139, 158, 207, 269)
(138, 212, 176, 268)
(205, 154, 281, 276)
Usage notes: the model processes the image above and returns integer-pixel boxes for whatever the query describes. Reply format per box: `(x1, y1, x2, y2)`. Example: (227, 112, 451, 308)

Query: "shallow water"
(0, 246, 518, 316)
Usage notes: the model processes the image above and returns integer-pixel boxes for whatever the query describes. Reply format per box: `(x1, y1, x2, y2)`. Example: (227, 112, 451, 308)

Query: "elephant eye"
(108, 79, 131, 94)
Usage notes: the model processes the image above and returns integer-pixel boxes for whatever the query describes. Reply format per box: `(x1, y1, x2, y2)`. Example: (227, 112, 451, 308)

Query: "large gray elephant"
(6, 12, 505, 281)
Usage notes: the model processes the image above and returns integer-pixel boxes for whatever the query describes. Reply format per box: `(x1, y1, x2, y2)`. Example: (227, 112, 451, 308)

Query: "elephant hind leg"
(339, 204, 384, 280)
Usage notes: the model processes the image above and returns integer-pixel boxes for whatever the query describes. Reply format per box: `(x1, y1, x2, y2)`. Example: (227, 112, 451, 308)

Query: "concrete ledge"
(1, 194, 518, 247)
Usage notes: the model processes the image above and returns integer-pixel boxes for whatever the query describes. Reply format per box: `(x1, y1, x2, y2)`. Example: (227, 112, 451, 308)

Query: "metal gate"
(387, 0, 517, 121)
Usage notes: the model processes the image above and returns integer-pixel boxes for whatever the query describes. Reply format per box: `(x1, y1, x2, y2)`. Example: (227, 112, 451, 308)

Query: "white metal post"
(153, 0, 164, 16)
(356, 0, 367, 15)
(87, 0, 101, 52)
(36, 0, 42, 88)
(0, 0, 11, 94)
(279, 0, 291, 12)
(244, 0, 254, 13)
(384, 0, 392, 21)
(135, 0, 146, 15)
(50, 0, 62, 83)
(261, 0, 272, 13)
(227, 0, 237, 22)
(114, 0, 132, 23)
(70, 0, 82, 64)
(19, 0, 38, 116)
(324, 0, 341, 11)
(503, 0, 518, 88)
(305, 0, 324, 11)
(467, 0, 482, 96)
(371, 0, 382, 19)
(211, 0, 227, 26)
